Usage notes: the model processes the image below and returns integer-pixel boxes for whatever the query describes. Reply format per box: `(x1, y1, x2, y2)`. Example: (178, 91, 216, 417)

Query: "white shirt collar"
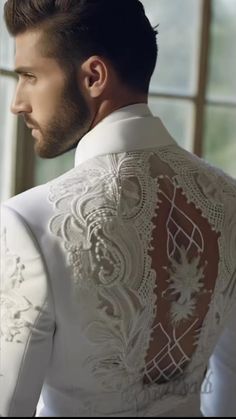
(74, 103, 176, 167)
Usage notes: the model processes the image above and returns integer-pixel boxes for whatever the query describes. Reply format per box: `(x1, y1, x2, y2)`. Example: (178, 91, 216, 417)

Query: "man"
(0, 0, 235, 417)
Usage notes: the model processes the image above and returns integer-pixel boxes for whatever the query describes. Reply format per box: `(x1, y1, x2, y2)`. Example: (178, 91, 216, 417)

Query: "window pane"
(148, 96, 194, 150)
(0, 76, 17, 201)
(0, 0, 14, 69)
(207, 0, 236, 102)
(34, 150, 75, 186)
(142, 0, 202, 95)
(203, 106, 236, 178)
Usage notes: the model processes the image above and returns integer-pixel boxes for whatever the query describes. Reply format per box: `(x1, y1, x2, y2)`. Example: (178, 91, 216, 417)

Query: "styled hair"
(4, 0, 158, 93)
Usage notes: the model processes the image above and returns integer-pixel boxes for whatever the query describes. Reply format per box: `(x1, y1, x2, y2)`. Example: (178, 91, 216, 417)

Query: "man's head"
(4, 0, 158, 158)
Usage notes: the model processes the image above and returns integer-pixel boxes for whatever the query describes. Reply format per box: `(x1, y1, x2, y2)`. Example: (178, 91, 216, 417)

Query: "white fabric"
(1, 104, 236, 417)
(201, 307, 236, 417)
(74, 104, 173, 166)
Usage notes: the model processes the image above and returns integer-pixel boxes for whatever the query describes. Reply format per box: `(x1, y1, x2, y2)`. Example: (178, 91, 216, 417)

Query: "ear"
(80, 56, 108, 99)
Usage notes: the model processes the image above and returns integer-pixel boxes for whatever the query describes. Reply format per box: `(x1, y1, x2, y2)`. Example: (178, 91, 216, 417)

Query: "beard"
(32, 67, 92, 159)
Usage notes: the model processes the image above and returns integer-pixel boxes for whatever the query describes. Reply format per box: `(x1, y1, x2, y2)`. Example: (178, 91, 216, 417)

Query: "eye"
(24, 73, 35, 80)
(16, 73, 35, 80)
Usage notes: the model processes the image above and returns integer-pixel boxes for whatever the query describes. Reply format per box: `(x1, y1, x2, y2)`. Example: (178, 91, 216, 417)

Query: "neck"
(90, 93, 148, 130)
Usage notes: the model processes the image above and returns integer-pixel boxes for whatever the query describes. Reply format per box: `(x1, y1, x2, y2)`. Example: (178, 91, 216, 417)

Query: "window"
(0, 1, 17, 202)
(0, 0, 235, 200)
(34, 151, 75, 186)
(145, 0, 202, 151)
(204, 0, 236, 175)
(144, 0, 236, 177)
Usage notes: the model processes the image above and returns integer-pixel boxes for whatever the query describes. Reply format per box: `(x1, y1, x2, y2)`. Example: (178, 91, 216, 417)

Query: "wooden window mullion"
(193, 0, 212, 157)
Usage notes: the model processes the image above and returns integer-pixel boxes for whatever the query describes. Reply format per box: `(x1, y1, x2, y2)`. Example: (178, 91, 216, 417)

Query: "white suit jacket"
(1, 104, 236, 417)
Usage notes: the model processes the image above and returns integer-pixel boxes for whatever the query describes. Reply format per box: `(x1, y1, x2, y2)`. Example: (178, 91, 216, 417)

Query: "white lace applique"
(0, 228, 37, 343)
(1, 293, 34, 343)
(144, 319, 198, 385)
(153, 175, 208, 325)
(157, 146, 235, 230)
(161, 180, 204, 260)
(166, 248, 206, 324)
(1, 228, 25, 289)
(48, 148, 236, 411)
(83, 285, 150, 391)
(157, 144, 236, 344)
(48, 153, 159, 388)
(197, 169, 236, 277)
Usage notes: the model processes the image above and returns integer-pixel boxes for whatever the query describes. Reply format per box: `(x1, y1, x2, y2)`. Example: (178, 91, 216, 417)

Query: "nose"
(11, 85, 32, 115)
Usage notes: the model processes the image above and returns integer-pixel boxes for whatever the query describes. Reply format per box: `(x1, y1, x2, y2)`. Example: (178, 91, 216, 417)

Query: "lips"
(32, 128, 39, 134)
(24, 118, 38, 130)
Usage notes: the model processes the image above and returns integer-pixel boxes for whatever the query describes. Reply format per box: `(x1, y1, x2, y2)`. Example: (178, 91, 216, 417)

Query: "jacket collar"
(74, 103, 176, 167)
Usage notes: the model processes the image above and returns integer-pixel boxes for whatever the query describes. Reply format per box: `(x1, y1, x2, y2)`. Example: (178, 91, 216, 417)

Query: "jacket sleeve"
(200, 306, 236, 417)
(0, 205, 56, 417)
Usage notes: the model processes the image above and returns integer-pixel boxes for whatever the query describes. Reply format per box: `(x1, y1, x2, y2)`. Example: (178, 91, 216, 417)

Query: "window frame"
(0, 0, 236, 197)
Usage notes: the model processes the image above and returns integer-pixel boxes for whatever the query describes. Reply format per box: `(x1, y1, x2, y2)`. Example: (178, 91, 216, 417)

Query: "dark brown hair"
(4, 0, 158, 93)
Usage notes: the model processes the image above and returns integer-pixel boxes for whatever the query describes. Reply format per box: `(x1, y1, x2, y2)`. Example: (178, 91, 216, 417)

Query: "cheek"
(32, 83, 62, 122)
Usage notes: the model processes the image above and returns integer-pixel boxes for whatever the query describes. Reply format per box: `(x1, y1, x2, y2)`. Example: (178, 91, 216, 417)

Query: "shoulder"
(160, 143, 236, 194)
(1, 168, 83, 230)
(2, 183, 51, 223)
(0, 206, 50, 309)
(1, 205, 42, 259)
(1, 162, 109, 242)
(1, 187, 52, 267)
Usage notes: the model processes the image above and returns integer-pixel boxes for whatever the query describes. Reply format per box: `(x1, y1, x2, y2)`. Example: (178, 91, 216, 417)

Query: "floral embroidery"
(47, 148, 236, 411)
(0, 228, 36, 343)
(49, 153, 158, 391)
(83, 285, 150, 391)
(0, 292, 33, 343)
(1, 228, 25, 289)
(159, 145, 236, 321)
(165, 248, 206, 324)
(167, 250, 205, 301)
(170, 299, 196, 324)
